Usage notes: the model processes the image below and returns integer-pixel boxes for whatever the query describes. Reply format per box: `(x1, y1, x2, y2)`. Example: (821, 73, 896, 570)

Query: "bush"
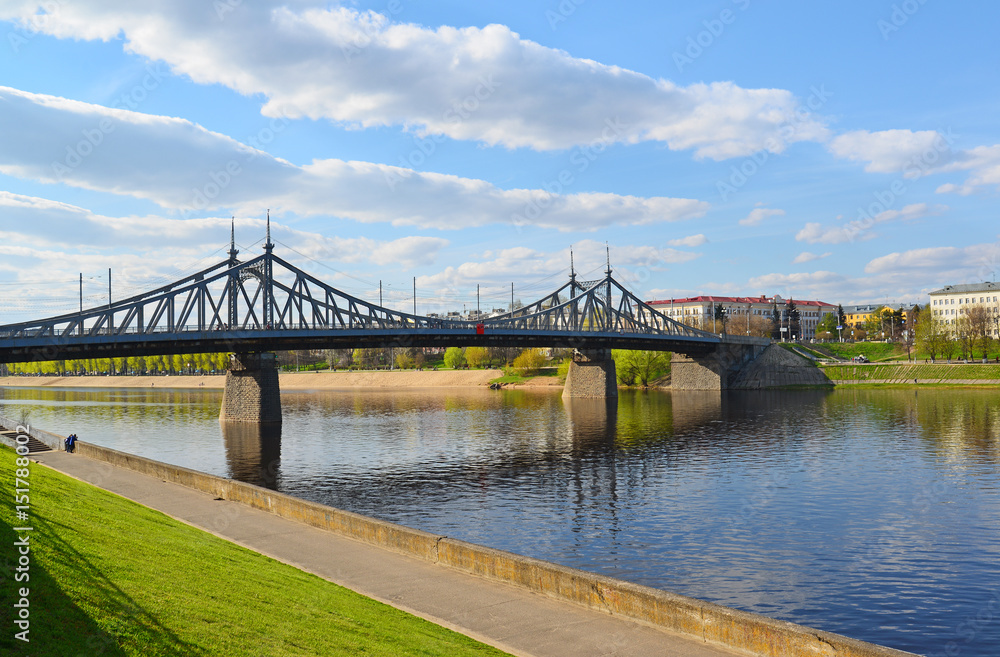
(443, 347, 466, 369)
(512, 348, 546, 376)
(465, 346, 489, 369)
(612, 349, 670, 386)
(556, 358, 571, 383)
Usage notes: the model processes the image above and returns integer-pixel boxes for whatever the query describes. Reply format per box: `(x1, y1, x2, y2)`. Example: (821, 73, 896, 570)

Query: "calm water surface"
(2, 384, 998, 656)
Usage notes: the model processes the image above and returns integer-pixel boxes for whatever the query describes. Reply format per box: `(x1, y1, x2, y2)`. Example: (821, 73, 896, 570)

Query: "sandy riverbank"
(0, 369, 511, 390)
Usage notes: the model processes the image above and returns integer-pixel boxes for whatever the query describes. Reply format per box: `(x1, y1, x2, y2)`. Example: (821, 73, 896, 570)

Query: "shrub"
(465, 346, 489, 369)
(443, 347, 466, 369)
(512, 348, 546, 376)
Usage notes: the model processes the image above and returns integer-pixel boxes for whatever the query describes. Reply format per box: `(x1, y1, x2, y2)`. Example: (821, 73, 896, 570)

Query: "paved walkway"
(31, 450, 741, 657)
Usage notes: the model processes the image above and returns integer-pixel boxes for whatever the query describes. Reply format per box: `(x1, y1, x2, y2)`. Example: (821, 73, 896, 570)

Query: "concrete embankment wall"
(0, 414, 66, 451)
(8, 426, 916, 657)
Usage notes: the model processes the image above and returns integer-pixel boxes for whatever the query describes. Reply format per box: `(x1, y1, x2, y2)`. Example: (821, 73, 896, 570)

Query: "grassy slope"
(0, 446, 510, 657)
(823, 363, 1000, 382)
(820, 342, 900, 361)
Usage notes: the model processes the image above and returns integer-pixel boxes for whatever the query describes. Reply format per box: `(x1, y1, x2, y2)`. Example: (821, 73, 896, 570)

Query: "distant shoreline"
(0, 369, 531, 390)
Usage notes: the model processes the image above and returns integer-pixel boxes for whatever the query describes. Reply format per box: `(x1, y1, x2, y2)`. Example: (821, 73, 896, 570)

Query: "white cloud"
(864, 242, 1000, 277)
(792, 251, 831, 264)
(796, 203, 945, 244)
(933, 145, 1000, 195)
(827, 129, 1000, 196)
(0, 1, 829, 158)
(745, 241, 1000, 306)
(828, 129, 956, 176)
(0, 86, 709, 231)
(0, 191, 449, 305)
(667, 234, 708, 247)
(417, 239, 701, 293)
(739, 204, 785, 227)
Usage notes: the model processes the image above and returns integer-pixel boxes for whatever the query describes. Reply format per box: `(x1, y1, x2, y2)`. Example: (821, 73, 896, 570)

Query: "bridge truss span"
(0, 240, 767, 364)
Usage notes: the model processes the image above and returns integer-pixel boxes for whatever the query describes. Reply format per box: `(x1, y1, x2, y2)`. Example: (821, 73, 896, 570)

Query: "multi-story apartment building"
(842, 304, 882, 329)
(842, 304, 918, 329)
(645, 294, 836, 339)
(928, 282, 1000, 334)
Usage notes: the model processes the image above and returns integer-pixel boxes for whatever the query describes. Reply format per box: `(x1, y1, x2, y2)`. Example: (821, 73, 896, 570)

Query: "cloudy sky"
(1, 0, 998, 320)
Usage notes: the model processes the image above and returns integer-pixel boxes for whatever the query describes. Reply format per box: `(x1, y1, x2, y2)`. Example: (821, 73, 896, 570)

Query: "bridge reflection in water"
(220, 421, 282, 489)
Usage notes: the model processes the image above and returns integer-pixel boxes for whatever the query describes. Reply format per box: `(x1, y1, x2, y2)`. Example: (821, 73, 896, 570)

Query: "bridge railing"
(0, 320, 729, 339)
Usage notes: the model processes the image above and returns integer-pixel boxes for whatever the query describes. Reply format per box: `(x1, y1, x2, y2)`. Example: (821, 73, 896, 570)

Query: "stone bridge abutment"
(671, 341, 770, 390)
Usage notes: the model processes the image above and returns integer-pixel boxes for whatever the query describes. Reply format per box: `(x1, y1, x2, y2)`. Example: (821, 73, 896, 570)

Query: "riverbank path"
(31, 449, 741, 657)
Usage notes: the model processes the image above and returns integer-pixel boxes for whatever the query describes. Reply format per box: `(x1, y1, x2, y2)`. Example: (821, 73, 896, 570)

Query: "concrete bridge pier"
(562, 349, 618, 399)
(220, 352, 282, 424)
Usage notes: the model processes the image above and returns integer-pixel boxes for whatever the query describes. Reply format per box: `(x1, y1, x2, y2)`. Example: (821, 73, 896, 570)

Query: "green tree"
(613, 350, 638, 385)
(769, 302, 781, 339)
(443, 347, 466, 369)
(488, 346, 519, 367)
(713, 303, 728, 334)
(863, 306, 889, 341)
(786, 300, 801, 340)
(511, 348, 545, 376)
(902, 306, 919, 360)
(612, 350, 670, 386)
(890, 307, 905, 340)
(465, 346, 489, 369)
(915, 317, 945, 360)
(966, 305, 994, 359)
(816, 312, 840, 338)
(352, 348, 383, 369)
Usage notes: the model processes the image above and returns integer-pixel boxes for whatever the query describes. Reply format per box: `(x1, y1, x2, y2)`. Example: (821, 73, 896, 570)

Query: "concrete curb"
(16, 424, 919, 657)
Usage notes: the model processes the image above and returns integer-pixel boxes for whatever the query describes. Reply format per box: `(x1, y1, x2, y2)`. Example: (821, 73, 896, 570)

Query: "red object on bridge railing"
(476, 323, 485, 335)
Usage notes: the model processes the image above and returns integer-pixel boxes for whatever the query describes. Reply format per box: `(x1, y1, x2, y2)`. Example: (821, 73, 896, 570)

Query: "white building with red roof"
(645, 294, 837, 340)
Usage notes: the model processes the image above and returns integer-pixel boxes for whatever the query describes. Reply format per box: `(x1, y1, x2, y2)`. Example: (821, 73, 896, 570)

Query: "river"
(1, 384, 997, 656)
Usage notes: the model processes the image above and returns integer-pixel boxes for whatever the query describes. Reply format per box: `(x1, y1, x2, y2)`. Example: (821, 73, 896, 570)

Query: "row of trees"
(693, 301, 808, 339)
(5, 346, 674, 386)
(320, 346, 529, 371)
(817, 302, 1000, 361)
(915, 305, 1000, 361)
(6, 352, 230, 376)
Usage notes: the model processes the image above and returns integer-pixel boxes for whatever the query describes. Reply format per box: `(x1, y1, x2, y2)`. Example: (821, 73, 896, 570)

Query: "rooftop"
(646, 295, 835, 308)
(929, 282, 1000, 295)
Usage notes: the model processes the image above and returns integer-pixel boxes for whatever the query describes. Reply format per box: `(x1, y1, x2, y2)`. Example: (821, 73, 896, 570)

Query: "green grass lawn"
(0, 446, 510, 657)
(819, 342, 901, 362)
(822, 362, 1000, 382)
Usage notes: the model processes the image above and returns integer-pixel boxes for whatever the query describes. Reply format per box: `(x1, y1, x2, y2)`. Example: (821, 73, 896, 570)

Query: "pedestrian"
(65, 433, 77, 453)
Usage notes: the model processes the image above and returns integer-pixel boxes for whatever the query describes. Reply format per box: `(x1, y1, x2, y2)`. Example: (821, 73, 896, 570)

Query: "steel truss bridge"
(0, 232, 767, 365)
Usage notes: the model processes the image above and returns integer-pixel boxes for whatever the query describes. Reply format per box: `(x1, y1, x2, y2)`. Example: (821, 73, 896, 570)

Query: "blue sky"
(1, 0, 998, 321)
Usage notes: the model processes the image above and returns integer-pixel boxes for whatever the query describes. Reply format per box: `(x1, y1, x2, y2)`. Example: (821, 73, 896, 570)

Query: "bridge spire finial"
(228, 216, 239, 265)
(264, 209, 274, 253)
(605, 242, 612, 276)
(569, 246, 576, 282)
